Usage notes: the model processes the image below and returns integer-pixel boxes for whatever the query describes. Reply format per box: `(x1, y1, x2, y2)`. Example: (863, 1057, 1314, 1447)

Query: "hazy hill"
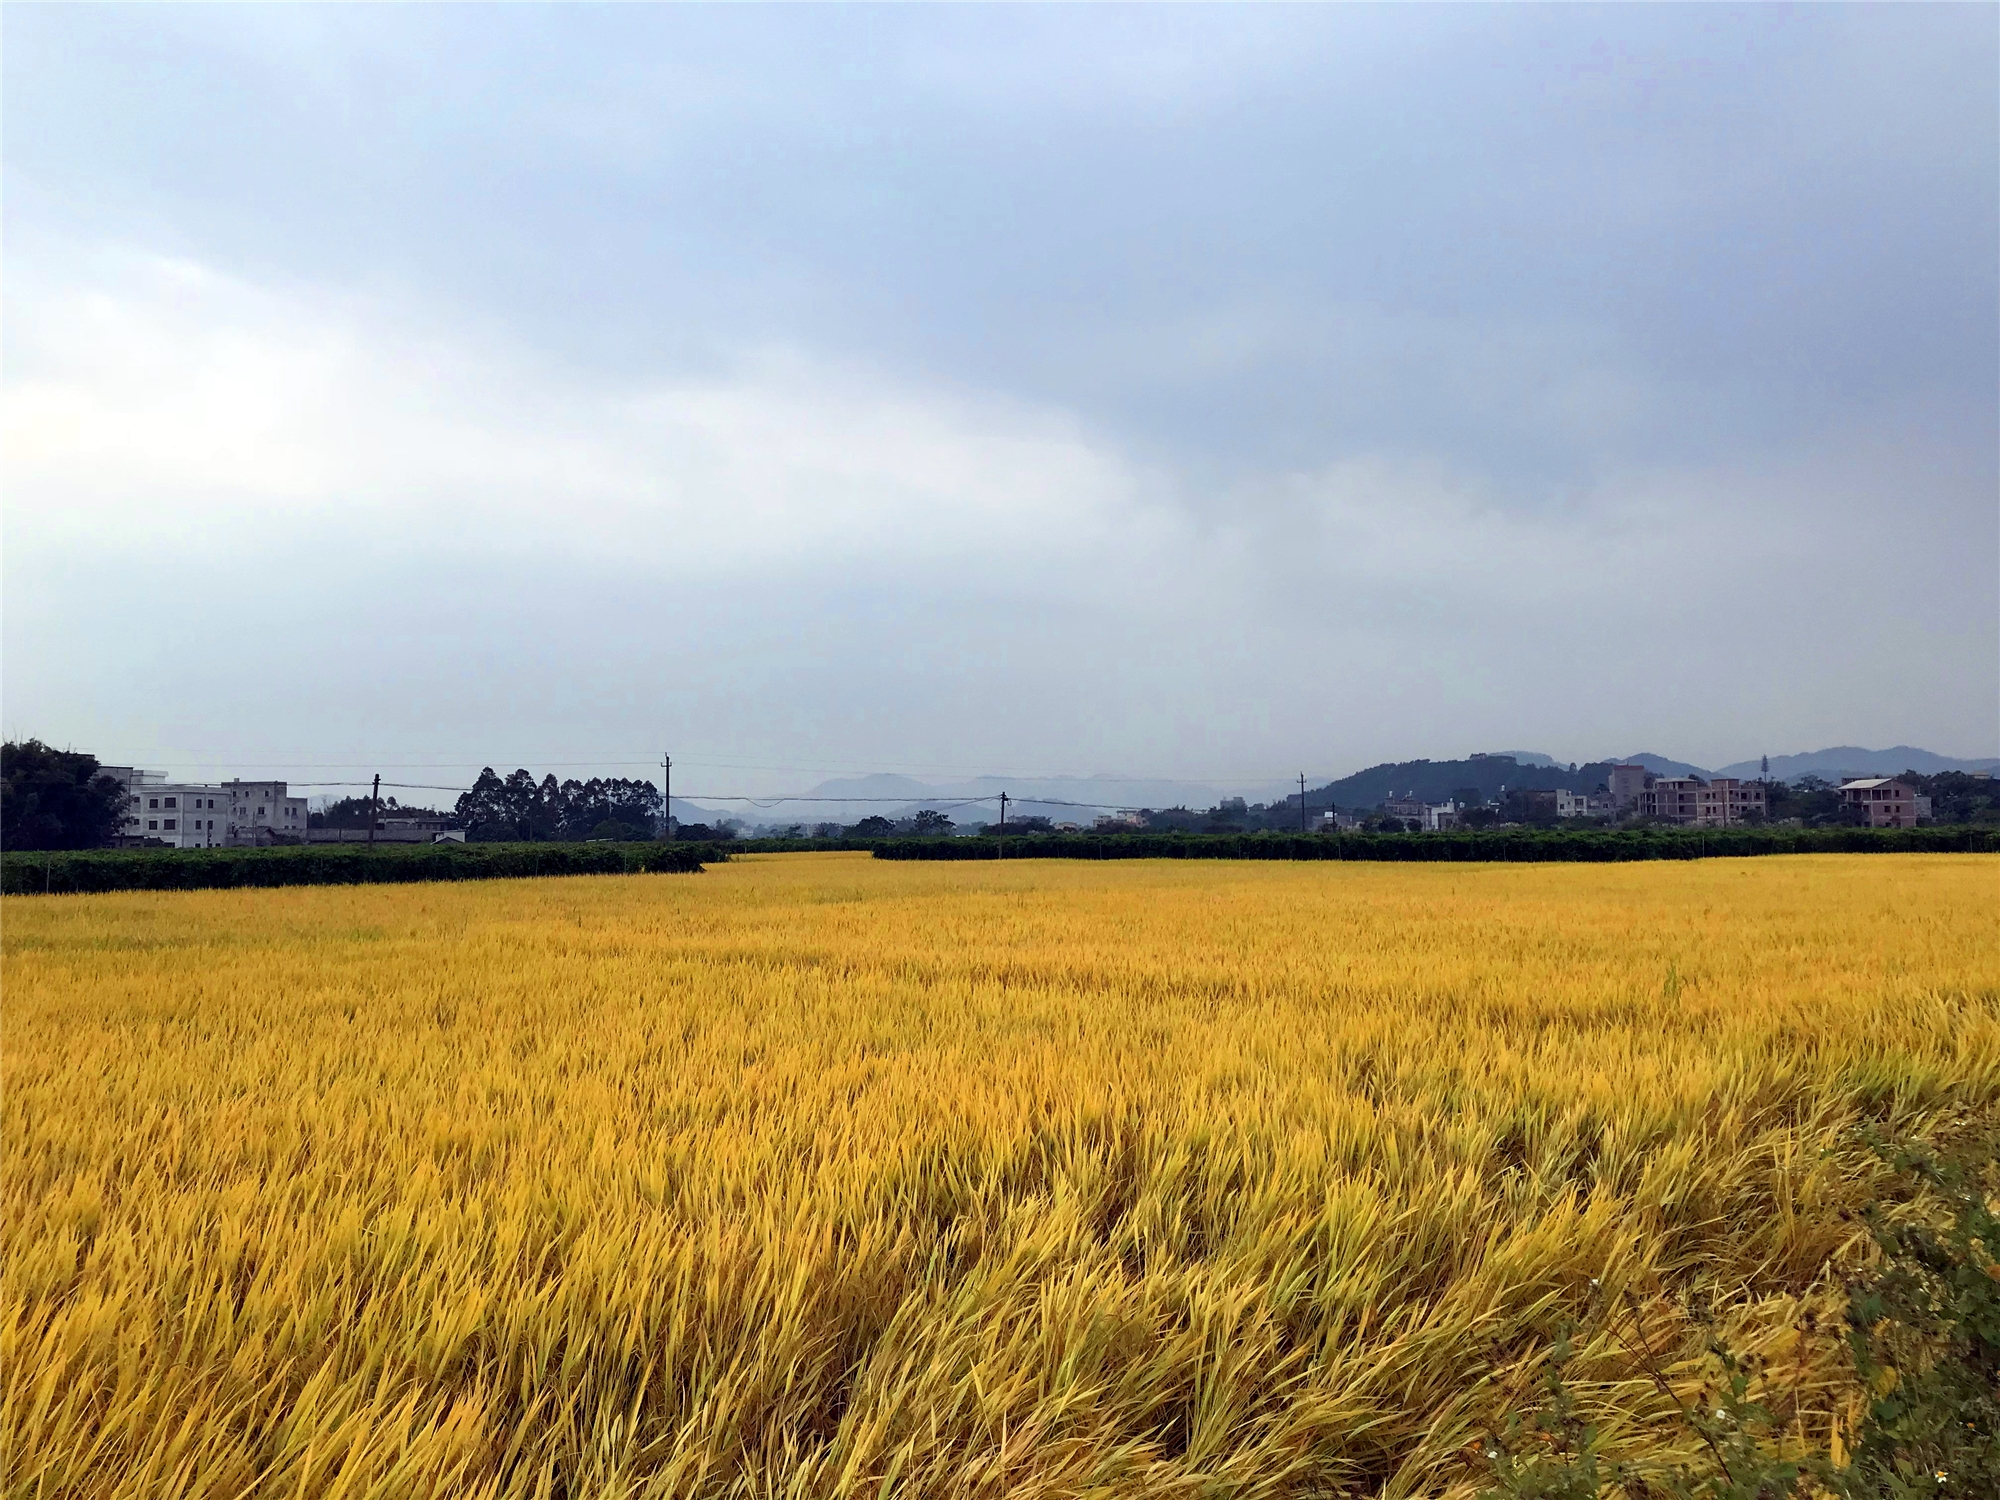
(680, 746, 1999, 829)
(729, 773, 1244, 829)
(1615, 752, 1714, 778)
(1311, 755, 1615, 810)
(1714, 746, 2000, 780)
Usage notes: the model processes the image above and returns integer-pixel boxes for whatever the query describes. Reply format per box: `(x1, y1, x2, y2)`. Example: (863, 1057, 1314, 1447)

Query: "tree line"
(452, 769, 665, 842)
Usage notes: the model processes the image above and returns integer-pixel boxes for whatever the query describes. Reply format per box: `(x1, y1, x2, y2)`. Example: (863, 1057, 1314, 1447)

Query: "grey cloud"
(4, 4, 1994, 782)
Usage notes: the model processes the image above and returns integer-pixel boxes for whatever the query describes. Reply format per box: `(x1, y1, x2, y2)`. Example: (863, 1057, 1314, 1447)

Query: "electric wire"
(287, 781, 1194, 817)
(295, 783, 1168, 814)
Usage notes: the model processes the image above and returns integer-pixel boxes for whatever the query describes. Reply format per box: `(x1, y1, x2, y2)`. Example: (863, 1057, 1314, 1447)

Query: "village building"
(1691, 778, 1767, 827)
(1837, 778, 1928, 828)
(1606, 763, 1654, 813)
(1554, 789, 1615, 818)
(103, 768, 310, 848)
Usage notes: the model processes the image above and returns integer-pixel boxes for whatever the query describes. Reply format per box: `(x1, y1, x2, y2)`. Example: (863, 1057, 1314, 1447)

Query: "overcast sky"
(6, 4, 1995, 799)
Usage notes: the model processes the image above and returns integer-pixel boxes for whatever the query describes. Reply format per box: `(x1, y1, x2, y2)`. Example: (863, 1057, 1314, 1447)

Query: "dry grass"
(5, 852, 1996, 1499)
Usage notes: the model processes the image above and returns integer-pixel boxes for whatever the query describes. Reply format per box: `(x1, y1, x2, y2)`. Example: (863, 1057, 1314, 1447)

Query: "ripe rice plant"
(5, 852, 1996, 1498)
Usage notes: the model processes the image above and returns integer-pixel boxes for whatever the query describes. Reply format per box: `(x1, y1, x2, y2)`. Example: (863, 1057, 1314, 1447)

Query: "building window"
(164, 819, 176, 830)
(147, 820, 157, 830)
(164, 797, 177, 809)
(148, 798, 159, 809)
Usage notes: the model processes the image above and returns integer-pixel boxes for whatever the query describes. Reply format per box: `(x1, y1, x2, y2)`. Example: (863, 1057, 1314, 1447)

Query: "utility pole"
(661, 754, 672, 839)
(998, 792, 1008, 859)
(367, 773, 380, 849)
(1300, 773, 1308, 834)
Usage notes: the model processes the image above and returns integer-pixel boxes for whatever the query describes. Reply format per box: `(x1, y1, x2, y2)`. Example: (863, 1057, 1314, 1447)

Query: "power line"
(677, 793, 1161, 812)
(288, 788, 482, 800)
(292, 781, 1175, 816)
(83, 752, 1321, 783)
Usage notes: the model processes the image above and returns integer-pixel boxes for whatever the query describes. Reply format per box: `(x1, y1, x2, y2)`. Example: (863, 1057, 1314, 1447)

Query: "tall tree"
(2, 741, 134, 849)
(501, 769, 542, 838)
(454, 768, 509, 838)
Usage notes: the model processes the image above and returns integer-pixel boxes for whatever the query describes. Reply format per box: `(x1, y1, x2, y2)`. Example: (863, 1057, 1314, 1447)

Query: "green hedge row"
(0, 840, 725, 895)
(869, 826, 2000, 863)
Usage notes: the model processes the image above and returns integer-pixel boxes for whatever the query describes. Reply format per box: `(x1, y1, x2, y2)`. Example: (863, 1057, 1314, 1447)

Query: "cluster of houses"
(1346, 770, 1770, 830)
(1339, 765, 1934, 832)
(106, 767, 464, 848)
(1273, 766, 1937, 834)
(105, 768, 310, 848)
(1078, 763, 1939, 837)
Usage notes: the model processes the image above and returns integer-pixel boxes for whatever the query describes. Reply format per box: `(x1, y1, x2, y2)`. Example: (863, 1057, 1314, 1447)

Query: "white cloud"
(4, 247, 1151, 572)
(4, 242, 1976, 627)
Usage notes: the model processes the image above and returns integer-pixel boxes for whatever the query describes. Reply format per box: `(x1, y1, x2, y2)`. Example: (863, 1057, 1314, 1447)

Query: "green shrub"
(2, 840, 722, 895)
(1840, 1131, 2000, 1498)
(1480, 1128, 2000, 1499)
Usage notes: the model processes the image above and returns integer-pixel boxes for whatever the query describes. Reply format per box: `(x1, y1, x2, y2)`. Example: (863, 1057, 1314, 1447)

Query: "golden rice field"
(5, 852, 1997, 1499)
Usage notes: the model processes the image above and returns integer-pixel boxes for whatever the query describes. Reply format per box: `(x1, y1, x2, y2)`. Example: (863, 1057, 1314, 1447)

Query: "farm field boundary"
(0, 840, 722, 895)
(868, 826, 1997, 862)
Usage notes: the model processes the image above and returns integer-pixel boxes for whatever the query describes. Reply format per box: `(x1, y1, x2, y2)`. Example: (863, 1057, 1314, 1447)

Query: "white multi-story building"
(1371, 798, 1465, 830)
(104, 768, 309, 848)
(1422, 802, 1461, 830)
(222, 780, 310, 844)
(1554, 789, 1615, 819)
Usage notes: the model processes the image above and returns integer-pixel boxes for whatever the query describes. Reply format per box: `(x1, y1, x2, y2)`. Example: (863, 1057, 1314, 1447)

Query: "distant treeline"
(868, 826, 1999, 862)
(453, 770, 665, 841)
(1, 841, 723, 896)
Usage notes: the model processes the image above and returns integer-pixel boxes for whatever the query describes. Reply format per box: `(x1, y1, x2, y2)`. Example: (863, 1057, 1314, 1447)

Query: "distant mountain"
(1714, 747, 2000, 781)
(682, 746, 2000, 829)
(1614, 752, 1715, 779)
(723, 772, 1247, 829)
(667, 796, 734, 825)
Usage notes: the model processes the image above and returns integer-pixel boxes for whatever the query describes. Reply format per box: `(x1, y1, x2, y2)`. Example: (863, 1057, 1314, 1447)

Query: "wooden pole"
(367, 774, 379, 848)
